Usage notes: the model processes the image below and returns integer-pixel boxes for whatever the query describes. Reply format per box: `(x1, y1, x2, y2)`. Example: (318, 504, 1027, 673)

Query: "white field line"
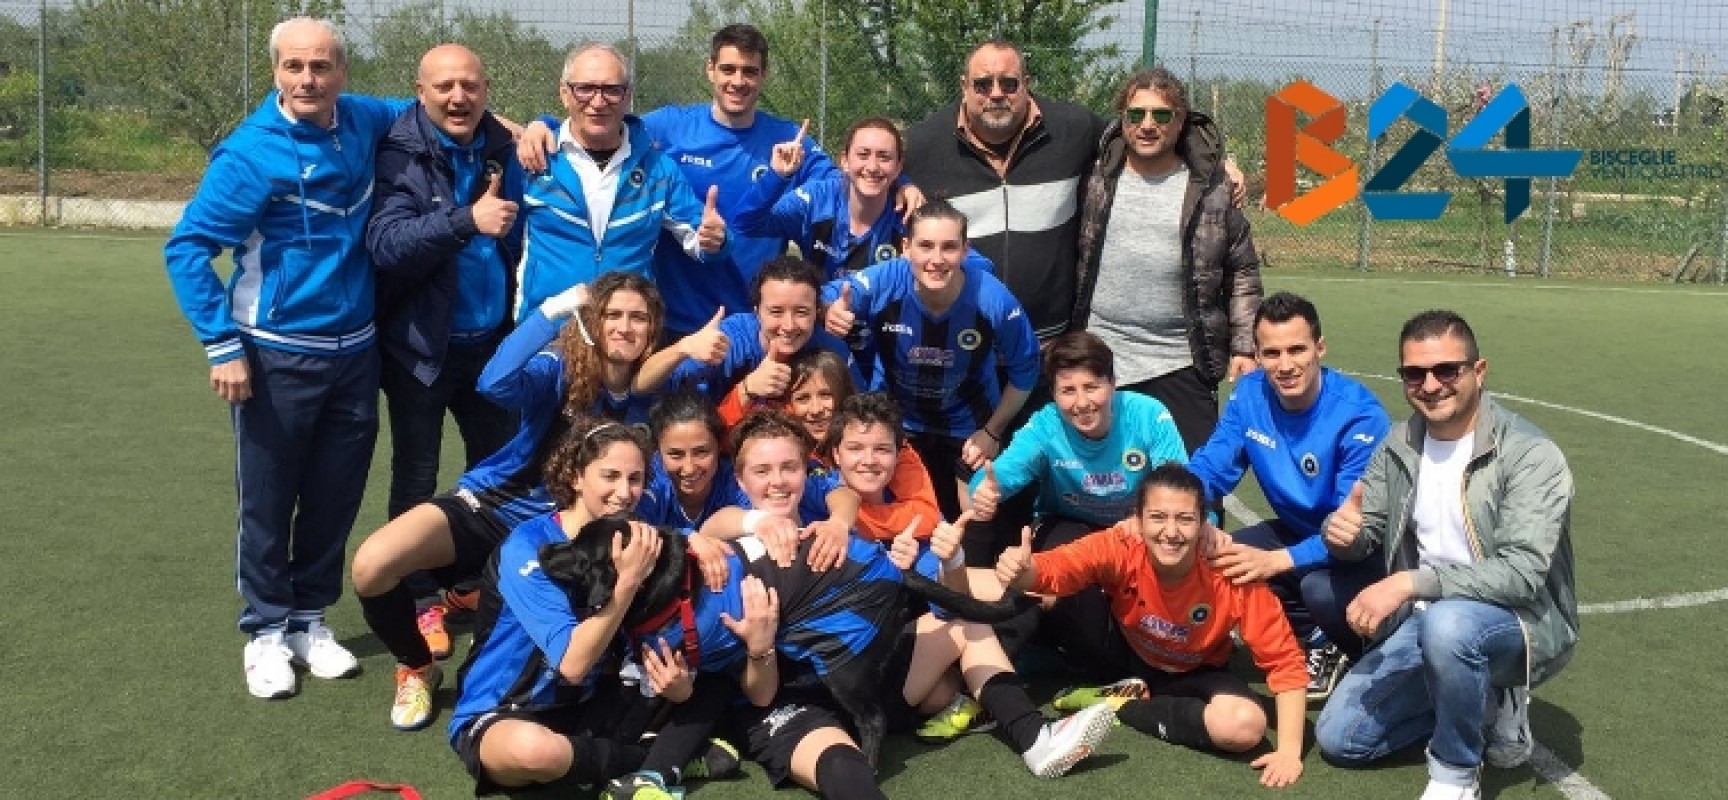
(1348, 373, 1728, 458)
(1278, 273, 1728, 297)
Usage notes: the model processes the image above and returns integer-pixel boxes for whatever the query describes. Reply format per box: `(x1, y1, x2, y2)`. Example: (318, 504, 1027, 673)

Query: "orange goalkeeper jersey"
(1029, 523, 1309, 694)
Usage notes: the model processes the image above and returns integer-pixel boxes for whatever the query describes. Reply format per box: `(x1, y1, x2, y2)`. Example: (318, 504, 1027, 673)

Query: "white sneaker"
(286, 621, 362, 679)
(1484, 686, 1533, 768)
(1418, 778, 1482, 800)
(1022, 702, 1115, 778)
(244, 632, 298, 700)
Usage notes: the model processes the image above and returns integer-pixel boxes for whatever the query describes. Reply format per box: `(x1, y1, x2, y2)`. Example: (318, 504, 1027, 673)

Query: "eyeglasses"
(1123, 106, 1177, 126)
(565, 82, 629, 104)
(1396, 360, 1475, 387)
(970, 75, 1022, 96)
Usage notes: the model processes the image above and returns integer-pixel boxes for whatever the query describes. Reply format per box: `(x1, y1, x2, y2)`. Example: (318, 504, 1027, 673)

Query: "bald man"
(367, 44, 522, 523)
(165, 17, 414, 699)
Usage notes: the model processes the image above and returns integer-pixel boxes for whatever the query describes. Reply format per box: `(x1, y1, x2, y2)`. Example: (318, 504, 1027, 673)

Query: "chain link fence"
(0, 0, 1723, 282)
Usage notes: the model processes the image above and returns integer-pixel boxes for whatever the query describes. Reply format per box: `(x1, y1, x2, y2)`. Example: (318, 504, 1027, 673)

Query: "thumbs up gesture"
(994, 525, 1035, 590)
(697, 186, 726, 253)
(929, 510, 971, 564)
(770, 119, 809, 178)
(969, 462, 1001, 521)
(888, 515, 924, 571)
(678, 306, 730, 365)
(824, 282, 856, 338)
(1324, 481, 1366, 550)
(741, 356, 792, 401)
(472, 172, 519, 237)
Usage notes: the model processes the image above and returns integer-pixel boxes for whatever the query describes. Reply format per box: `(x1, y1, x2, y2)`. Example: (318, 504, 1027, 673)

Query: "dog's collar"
(629, 553, 701, 666)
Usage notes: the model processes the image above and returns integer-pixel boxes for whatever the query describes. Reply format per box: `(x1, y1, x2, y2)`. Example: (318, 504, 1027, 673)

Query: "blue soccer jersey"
(1187, 367, 1391, 569)
(448, 513, 612, 746)
(825, 258, 1039, 437)
(461, 310, 654, 528)
(733, 174, 906, 281)
(640, 105, 840, 336)
(636, 455, 749, 533)
(971, 391, 1190, 526)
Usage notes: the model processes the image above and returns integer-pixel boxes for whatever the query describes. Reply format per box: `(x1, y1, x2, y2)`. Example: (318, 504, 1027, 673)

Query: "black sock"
(639, 675, 731, 778)
(1116, 696, 1214, 750)
(977, 672, 1046, 754)
(358, 584, 432, 667)
(564, 734, 648, 784)
(813, 745, 886, 800)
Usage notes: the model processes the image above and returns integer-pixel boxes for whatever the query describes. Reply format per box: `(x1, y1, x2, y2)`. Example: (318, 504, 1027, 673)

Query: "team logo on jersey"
(873, 243, 898, 263)
(301, 163, 318, 180)
(957, 329, 983, 350)
(628, 168, 645, 187)
(1188, 604, 1213, 626)
(518, 559, 540, 577)
(1300, 452, 1320, 477)
(1122, 449, 1149, 471)
(751, 165, 769, 181)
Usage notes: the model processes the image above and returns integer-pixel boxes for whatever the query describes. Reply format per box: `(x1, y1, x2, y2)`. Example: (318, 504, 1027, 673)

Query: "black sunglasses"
(970, 75, 1022, 96)
(1123, 106, 1177, 126)
(1396, 360, 1475, 387)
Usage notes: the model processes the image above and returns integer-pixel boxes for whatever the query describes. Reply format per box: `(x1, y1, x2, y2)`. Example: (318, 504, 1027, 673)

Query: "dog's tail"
(899, 570, 1038, 623)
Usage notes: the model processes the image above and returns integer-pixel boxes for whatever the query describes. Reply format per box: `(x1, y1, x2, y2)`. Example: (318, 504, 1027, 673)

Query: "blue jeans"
(1315, 599, 1527, 784)
(1231, 520, 1386, 658)
(234, 344, 380, 634)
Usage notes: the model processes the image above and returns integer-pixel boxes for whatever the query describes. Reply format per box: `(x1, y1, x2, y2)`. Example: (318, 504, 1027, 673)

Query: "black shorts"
(428, 489, 515, 589)
(732, 692, 855, 787)
(452, 680, 650, 796)
(1129, 663, 1263, 704)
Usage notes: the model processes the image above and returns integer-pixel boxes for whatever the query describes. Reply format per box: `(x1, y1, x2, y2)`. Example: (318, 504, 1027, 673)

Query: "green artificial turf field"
(3, 231, 1724, 798)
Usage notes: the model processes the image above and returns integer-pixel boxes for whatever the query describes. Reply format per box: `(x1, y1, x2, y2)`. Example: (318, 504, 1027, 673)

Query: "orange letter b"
(1266, 81, 1359, 226)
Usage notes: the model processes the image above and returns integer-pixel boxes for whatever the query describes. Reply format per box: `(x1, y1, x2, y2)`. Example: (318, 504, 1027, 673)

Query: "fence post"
(1540, 27, 1560, 278)
(36, 0, 47, 226)
(1716, 181, 1728, 284)
(1357, 18, 1380, 273)
(817, 0, 828, 143)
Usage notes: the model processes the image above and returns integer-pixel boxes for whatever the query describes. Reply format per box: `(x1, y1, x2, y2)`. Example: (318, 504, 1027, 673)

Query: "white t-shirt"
(1413, 431, 1476, 568)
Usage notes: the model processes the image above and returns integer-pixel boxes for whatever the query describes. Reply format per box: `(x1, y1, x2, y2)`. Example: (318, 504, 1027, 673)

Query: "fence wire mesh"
(0, 0, 1722, 282)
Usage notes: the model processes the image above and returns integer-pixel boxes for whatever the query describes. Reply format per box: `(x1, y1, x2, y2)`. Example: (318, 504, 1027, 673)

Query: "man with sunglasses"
(1316, 310, 1578, 800)
(514, 43, 726, 318)
(1073, 66, 1262, 458)
(1185, 292, 1390, 700)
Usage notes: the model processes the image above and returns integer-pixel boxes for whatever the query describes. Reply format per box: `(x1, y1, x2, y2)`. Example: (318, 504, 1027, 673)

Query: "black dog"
(540, 516, 1031, 767)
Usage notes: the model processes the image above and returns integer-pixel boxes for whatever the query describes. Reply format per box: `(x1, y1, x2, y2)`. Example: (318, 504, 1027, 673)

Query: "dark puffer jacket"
(1072, 112, 1261, 384)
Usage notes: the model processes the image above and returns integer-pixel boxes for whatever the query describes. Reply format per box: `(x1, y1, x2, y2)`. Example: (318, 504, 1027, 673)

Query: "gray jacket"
(1330, 395, 1579, 685)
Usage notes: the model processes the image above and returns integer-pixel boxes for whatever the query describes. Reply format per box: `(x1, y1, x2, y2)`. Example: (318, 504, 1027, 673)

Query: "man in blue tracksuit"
(1186, 292, 1392, 698)
(366, 44, 521, 524)
(639, 24, 841, 340)
(513, 43, 726, 320)
(163, 17, 411, 700)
